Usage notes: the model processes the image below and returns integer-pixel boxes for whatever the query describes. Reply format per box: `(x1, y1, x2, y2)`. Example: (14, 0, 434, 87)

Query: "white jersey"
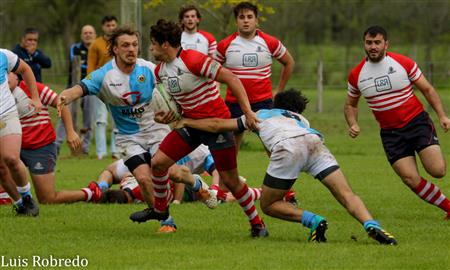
(176, 144, 214, 174)
(241, 109, 321, 152)
(0, 49, 20, 116)
(347, 52, 424, 129)
(181, 30, 217, 57)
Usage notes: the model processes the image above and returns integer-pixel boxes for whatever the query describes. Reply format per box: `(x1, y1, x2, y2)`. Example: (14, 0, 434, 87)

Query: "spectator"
(12, 28, 51, 83)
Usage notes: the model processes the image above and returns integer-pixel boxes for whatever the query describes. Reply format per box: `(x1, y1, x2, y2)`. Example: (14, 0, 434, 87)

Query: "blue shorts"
(21, 142, 57, 175)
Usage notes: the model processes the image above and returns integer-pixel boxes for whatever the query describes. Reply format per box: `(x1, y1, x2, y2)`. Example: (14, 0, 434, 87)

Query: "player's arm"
(15, 59, 42, 113)
(414, 76, 450, 132)
(275, 50, 295, 95)
(51, 94, 81, 151)
(215, 68, 259, 131)
(174, 117, 240, 133)
(344, 95, 361, 138)
(57, 84, 84, 117)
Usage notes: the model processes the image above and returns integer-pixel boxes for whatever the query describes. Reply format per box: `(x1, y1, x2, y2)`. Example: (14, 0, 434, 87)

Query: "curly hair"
(178, 5, 201, 22)
(100, 190, 129, 204)
(107, 26, 140, 57)
(273, 88, 309, 114)
(150, 19, 182, 47)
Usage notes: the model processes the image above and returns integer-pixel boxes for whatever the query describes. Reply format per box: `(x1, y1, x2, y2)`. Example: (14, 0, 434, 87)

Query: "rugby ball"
(150, 84, 181, 121)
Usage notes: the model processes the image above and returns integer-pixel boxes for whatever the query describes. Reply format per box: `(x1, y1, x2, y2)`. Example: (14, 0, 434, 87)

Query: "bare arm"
(414, 76, 450, 132)
(275, 51, 295, 95)
(344, 95, 361, 138)
(57, 85, 84, 117)
(51, 96, 81, 151)
(215, 68, 259, 131)
(15, 59, 42, 113)
(174, 117, 239, 133)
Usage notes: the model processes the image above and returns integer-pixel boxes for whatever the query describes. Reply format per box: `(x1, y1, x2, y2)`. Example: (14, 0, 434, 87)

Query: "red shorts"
(159, 128, 237, 171)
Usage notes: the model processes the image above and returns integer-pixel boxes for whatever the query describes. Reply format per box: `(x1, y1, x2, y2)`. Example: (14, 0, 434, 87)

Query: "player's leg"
(0, 160, 21, 202)
(418, 145, 446, 178)
(31, 173, 89, 203)
(207, 130, 267, 237)
(0, 112, 38, 216)
(94, 98, 107, 159)
(81, 95, 94, 155)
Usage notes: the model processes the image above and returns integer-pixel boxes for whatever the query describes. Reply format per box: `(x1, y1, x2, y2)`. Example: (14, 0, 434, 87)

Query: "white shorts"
(267, 134, 338, 180)
(0, 110, 22, 137)
(115, 126, 169, 162)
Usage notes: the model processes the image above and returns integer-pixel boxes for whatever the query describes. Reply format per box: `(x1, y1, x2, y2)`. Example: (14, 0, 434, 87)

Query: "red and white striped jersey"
(15, 81, 57, 149)
(155, 49, 230, 119)
(347, 52, 424, 129)
(215, 30, 287, 103)
(181, 30, 217, 57)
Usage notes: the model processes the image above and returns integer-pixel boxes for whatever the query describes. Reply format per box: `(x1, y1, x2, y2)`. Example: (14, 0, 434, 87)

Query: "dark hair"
(273, 88, 309, 114)
(102, 15, 118, 25)
(150, 19, 182, 47)
(179, 5, 201, 22)
(107, 26, 140, 57)
(23, 27, 39, 37)
(233, 2, 258, 18)
(363, 26, 388, 41)
(100, 190, 129, 204)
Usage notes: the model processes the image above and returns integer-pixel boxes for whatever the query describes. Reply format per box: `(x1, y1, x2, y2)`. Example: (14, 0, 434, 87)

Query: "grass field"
(1, 89, 449, 270)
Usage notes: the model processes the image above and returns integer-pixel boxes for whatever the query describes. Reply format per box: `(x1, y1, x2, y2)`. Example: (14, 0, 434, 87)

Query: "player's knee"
(37, 193, 57, 204)
(429, 166, 446, 179)
(135, 174, 151, 185)
(400, 175, 420, 189)
(3, 155, 21, 170)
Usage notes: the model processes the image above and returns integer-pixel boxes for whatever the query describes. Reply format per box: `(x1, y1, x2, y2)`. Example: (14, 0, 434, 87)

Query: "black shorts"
(226, 98, 273, 118)
(21, 142, 57, 175)
(380, 111, 439, 164)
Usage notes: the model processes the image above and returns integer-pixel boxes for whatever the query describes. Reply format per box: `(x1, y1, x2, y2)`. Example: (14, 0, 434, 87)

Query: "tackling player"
(345, 26, 450, 220)
(173, 89, 398, 245)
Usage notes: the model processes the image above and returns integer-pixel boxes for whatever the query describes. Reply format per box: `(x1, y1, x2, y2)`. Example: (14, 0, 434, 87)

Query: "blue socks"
(17, 183, 32, 198)
(363, 220, 381, 231)
(98, 181, 110, 190)
(301, 210, 316, 228)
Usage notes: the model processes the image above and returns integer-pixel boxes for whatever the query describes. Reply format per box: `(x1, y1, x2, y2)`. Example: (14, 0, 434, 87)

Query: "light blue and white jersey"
(81, 58, 159, 135)
(0, 49, 20, 116)
(241, 108, 321, 151)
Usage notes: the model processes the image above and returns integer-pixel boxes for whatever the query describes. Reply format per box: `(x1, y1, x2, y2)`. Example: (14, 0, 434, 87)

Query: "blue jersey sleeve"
(80, 67, 106, 96)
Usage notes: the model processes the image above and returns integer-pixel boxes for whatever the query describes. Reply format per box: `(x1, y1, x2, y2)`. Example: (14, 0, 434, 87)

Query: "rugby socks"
(152, 171, 169, 213)
(234, 184, 263, 226)
(81, 188, 93, 201)
(97, 181, 110, 191)
(414, 178, 450, 213)
(363, 220, 381, 231)
(17, 183, 32, 198)
(211, 184, 227, 202)
(250, 188, 262, 201)
(301, 210, 319, 228)
(13, 198, 23, 208)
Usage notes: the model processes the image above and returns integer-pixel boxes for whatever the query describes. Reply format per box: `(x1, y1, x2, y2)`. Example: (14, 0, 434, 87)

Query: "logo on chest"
(121, 91, 141, 106)
(242, 53, 258, 67)
(167, 77, 181, 93)
(374, 76, 392, 92)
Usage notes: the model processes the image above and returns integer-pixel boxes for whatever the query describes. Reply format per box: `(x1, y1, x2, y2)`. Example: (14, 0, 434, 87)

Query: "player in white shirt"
(174, 89, 397, 245)
(0, 48, 42, 216)
(345, 26, 450, 220)
(179, 5, 217, 57)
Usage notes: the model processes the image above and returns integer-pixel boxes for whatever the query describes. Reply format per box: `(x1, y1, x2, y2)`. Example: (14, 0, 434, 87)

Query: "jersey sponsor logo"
(138, 75, 146, 83)
(167, 77, 181, 93)
(121, 103, 148, 119)
(374, 76, 392, 92)
(387, 66, 396, 74)
(256, 46, 263, 52)
(177, 67, 184, 76)
(109, 83, 123, 87)
(121, 91, 142, 106)
(34, 162, 44, 170)
(242, 53, 258, 67)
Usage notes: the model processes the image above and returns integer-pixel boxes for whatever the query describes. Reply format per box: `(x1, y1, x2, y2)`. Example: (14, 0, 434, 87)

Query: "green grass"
(1, 89, 450, 270)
